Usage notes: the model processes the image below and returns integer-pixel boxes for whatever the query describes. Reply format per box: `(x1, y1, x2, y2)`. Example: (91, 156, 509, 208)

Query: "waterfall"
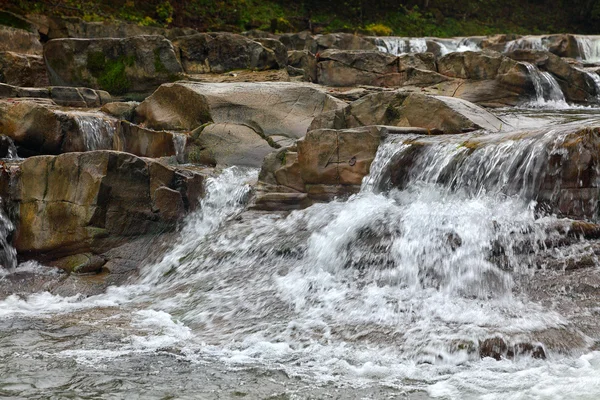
(72, 112, 118, 151)
(504, 36, 548, 53)
(0, 199, 16, 274)
(374, 37, 427, 55)
(575, 35, 600, 62)
(577, 68, 600, 98)
(173, 133, 187, 164)
(523, 63, 568, 108)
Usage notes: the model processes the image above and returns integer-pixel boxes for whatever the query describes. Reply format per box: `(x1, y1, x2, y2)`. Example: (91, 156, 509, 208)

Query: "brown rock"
(0, 51, 48, 87)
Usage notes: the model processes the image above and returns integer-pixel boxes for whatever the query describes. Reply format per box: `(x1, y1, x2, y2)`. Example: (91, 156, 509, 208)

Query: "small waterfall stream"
(523, 63, 568, 107)
(71, 112, 118, 151)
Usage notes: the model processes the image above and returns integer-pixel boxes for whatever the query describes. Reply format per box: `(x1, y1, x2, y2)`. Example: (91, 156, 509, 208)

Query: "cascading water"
(72, 112, 118, 151)
(173, 133, 188, 164)
(504, 36, 548, 53)
(375, 37, 427, 54)
(2, 128, 600, 397)
(523, 63, 568, 108)
(575, 35, 600, 62)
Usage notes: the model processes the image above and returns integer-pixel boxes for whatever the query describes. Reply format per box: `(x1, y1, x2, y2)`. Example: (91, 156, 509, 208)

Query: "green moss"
(87, 53, 135, 95)
(384, 104, 402, 122)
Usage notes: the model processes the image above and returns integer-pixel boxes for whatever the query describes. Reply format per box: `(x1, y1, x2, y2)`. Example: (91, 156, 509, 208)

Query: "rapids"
(2, 107, 600, 398)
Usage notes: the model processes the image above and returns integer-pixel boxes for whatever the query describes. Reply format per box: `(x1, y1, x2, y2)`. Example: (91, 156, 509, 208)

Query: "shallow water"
(3, 107, 600, 399)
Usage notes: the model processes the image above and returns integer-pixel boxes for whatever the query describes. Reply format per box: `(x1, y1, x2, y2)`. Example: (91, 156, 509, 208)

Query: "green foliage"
(364, 23, 393, 36)
(87, 52, 135, 95)
(156, 1, 174, 25)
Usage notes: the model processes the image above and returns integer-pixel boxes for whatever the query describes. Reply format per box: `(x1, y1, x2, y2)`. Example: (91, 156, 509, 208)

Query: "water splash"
(575, 35, 600, 62)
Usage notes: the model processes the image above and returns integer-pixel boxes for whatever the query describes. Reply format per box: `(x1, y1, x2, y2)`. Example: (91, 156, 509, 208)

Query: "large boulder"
(279, 31, 317, 52)
(134, 81, 346, 139)
(44, 36, 184, 94)
(118, 121, 179, 159)
(0, 51, 48, 87)
(0, 26, 42, 55)
(431, 51, 534, 107)
(174, 33, 285, 74)
(253, 126, 395, 210)
(311, 92, 506, 134)
(11, 151, 204, 259)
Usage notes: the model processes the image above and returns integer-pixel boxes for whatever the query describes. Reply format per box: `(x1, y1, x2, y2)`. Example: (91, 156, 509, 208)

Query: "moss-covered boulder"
(43, 35, 184, 95)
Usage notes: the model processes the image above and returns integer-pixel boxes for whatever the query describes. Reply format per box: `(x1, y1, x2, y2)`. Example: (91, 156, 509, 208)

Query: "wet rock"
(479, 337, 508, 360)
(11, 151, 205, 259)
(0, 25, 42, 55)
(50, 253, 106, 274)
(511, 342, 546, 359)
(134, 81, 346, 140)
(174, 33, 285, 74)
(44, 36, 184, 94)
(0, 51, 48, 87)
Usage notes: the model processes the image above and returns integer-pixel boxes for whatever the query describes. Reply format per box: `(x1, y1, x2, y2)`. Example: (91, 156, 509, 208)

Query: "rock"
(315, 33, 379, 52)
(0, 83, 109, 107)
(0, 100, 142, 156)
(44, 36, 184, 94)
(479, 337, 508, 360)
(186, 122, 275, 167)
(255, 38, 288, 69)
(118, 121, 178, 158)
(317, 50, 402, 87)
(0, 51, 48, 87)
(398, 52, 437, 72)
(505, 49, 600, 103)
(11, 151, 205, 259)
(134, 81, 346, 139)
(186, 69, 290, 83)
(438, 50, 515, 80)
(100, 101, 138, 121)
(253, 126, 391, 210)
(298, 126, 383, 186)
(279, 31, 317, 52)
(0, 26, 42, 55)
(312, 91, 506, 134)
(427, 51, 534, 107)
(287, 50, 317, 82)
(174, 33, 285, 74)
(50, 253, 106, 274)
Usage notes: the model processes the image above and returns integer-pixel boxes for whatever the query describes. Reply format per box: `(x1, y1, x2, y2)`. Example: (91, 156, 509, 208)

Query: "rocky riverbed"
(2, 9, 600, 399)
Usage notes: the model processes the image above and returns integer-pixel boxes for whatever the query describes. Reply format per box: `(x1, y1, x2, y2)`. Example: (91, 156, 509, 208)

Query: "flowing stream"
(2, 108, 600, 398)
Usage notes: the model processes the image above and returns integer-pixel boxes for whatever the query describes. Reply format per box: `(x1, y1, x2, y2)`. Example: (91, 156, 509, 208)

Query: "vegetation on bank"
(1, 0, 599, 36)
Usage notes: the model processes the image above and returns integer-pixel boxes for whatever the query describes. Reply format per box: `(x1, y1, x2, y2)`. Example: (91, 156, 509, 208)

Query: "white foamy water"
(1, 131, 600, 398)
(522, 63, 569, 109)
